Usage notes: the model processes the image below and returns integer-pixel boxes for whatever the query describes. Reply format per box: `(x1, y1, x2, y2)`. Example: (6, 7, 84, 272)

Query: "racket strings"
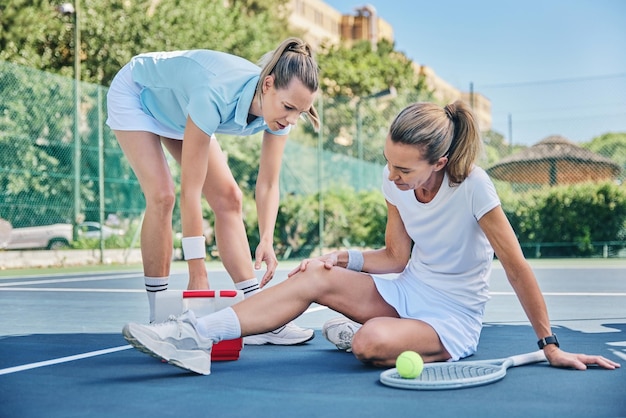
(389, 364, 501, 382)
(424, 364, 500, 380)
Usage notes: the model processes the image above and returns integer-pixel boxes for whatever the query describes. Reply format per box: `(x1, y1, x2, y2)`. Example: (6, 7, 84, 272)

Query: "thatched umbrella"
(487, 135, 621, 186)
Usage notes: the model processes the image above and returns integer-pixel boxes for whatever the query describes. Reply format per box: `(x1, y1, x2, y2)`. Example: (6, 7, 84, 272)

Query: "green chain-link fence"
(1, 61, 625, 261)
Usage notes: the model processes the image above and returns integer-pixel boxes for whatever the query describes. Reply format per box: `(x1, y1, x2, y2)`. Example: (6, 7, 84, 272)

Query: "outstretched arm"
(479, 206, 620, 370)
(256, 131, 287, 287)
(180, 117, 212, 289)
(289, 200, 412, 276)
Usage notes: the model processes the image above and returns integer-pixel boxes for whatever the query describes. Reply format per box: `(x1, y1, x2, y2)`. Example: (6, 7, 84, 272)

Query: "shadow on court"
(1, 323, 624, 418)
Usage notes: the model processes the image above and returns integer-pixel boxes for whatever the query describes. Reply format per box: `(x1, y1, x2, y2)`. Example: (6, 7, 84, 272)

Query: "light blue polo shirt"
(128, 50, 290, 137)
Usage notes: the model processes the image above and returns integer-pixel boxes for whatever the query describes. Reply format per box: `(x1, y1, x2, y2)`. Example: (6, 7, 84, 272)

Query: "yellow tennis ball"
(396, 350, 424, 379)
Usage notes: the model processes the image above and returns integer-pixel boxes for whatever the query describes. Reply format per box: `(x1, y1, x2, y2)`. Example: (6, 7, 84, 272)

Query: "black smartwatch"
(537, 334, 559, 349)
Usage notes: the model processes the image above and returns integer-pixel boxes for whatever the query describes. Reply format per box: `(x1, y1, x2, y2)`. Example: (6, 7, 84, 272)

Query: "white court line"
(609, 349, 626, 362)
(0, 287, 144, 293)
(2, 288, 625, 297)
(0, 273, 142, 287)
(492, 263, 626, 270)
(0, 305, 325, 375)
(304, 305, 328, 313)
(490, 292, 626, 297)
(0, 345, 132, 376)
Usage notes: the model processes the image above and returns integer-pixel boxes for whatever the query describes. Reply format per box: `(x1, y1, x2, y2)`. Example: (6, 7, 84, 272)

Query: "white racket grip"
(182, 236, 206, 260)
(510, 350, 547, 366)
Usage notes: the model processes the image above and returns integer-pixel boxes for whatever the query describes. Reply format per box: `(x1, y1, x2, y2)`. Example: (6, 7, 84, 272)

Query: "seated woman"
(122, 101, 621, 375)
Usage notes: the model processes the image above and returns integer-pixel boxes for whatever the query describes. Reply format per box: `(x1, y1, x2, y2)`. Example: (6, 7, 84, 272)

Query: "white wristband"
(346, 250, 364, 272)
(181, 236, 206, 260)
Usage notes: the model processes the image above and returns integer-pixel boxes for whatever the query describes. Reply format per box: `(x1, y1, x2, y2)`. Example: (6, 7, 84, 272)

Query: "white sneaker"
(243, 321, 315, 345)
(322, 317, 362, 352)
(122, 310, 213, 375)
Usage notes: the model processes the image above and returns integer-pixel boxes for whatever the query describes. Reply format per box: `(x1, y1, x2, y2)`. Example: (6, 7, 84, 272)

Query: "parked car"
(77, 221, 124, 240)
(5, 223, 72, 250)
(4, 221, 124, 250)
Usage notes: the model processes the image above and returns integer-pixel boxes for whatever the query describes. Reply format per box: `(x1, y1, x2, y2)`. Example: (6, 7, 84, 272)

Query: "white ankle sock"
(144, 276, 168, 323)
(195, 307, 242, 342)
(235, 278, 261, 298)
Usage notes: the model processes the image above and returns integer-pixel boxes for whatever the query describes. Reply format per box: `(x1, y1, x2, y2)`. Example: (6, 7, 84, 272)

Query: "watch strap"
(537, 334, 559, 349)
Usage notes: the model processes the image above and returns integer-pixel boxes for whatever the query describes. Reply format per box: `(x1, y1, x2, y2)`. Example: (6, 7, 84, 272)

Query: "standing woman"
(106, 38, 319, 345)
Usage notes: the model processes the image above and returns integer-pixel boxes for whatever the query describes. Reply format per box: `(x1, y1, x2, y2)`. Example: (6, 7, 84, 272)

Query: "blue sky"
(323, 0, 626, 145)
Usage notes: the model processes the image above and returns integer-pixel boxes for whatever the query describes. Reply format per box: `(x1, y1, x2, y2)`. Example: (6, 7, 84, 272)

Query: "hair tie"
(287, 42, 310, 57)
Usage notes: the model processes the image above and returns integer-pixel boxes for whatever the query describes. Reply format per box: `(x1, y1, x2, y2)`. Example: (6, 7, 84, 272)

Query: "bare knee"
(146, 186, 176, 215)
(352, 317, 451, 366)
(207, 183, 243, 215)
(289, 260, 335, 296)
(351, 320, 396, 366)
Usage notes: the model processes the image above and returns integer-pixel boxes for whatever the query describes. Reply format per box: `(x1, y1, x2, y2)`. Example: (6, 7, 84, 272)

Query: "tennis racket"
(380, 350, 547, 390)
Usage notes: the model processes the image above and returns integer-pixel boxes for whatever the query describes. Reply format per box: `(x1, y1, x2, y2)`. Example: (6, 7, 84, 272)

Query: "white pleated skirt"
(105, 63, 184, 140)
(373, 272, 485, 361)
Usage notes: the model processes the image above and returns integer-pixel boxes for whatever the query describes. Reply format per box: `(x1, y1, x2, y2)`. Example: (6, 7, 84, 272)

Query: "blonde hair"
(388, 101, 482, 185)
(257, 37, 320, 129)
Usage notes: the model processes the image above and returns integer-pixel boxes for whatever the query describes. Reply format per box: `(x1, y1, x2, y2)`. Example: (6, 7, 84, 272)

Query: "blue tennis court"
(1, 260, 625, 417)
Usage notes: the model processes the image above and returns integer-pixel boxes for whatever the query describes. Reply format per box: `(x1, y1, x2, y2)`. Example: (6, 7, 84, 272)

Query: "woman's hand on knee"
(287, 253, 338, 277)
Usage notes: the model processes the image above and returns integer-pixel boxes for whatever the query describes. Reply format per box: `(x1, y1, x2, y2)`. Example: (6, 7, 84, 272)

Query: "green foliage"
(272, 187, 386, 258)
(317, 39, 418, 98)
(502, 182, 626, 257)
(0, 61, 143, 228)
(581, 132, 626, 183)
(301, 39, 434, 165)
(481, 130, 510, 167)
(0, 62, 75, 226)
(0, 0, 291, 85)
(349, 189, 386, 247)
(3, 0, 624, 259)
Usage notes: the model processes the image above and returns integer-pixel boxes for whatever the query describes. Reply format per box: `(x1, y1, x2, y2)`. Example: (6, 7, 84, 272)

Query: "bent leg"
(231, 261, 398, 336)
(115, 130, 176, 277)
(351, 317, 451, 367)
(163, 137, 254, 284)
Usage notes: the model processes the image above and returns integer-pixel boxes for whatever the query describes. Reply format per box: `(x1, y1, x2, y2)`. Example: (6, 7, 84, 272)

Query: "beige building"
(418, 64, 492, 131)
(287, 0, 492, 132)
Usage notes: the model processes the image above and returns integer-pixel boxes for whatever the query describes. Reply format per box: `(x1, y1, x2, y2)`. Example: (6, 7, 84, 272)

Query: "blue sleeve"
(187, 92, 223, 136)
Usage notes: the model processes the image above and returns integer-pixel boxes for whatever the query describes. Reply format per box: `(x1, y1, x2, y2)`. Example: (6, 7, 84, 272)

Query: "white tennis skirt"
(106, 63, 184, 140)
(373, 272, 484, 361)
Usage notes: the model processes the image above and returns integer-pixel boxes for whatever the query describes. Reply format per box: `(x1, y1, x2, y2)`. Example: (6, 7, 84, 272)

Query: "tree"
(303, 39, 432, 164)
(581, 132, 626, 183)
(317, 39, 418, 98)
(0, 62, 76, 226)
(0, 0, 291, 228)
(0, 0, 292, 85)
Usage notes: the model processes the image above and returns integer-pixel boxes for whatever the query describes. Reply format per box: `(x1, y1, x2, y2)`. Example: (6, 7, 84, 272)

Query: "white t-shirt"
(382, 165, 501, 314)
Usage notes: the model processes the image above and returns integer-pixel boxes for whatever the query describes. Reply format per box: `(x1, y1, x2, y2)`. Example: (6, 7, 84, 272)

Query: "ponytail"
(257, 38, 320, 129)
(388, 100, 482, 185)
(443, 101, 481, 184)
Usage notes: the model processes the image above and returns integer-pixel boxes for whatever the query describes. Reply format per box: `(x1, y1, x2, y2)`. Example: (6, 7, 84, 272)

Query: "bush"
(272, 187, 387, 259)
(502, 182, 626, 257)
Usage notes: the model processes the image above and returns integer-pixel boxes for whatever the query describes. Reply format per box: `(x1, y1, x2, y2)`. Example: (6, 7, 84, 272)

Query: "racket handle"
(510, 350, 547, 366)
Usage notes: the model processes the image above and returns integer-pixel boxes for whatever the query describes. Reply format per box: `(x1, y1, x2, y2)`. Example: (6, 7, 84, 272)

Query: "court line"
(609, 349, 626, 361)
(0, 345, 132, 376)
(0, 273, 143, 287)
(0, 304, 325, 375)
(0, 287, 144, 293)
(2, 288, 625, 297)
(490, 292, 626, 297)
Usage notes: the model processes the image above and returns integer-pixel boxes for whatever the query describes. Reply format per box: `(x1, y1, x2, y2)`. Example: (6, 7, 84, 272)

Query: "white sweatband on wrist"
(346, 249, 364, 272)
(181, 236, 206, 260)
